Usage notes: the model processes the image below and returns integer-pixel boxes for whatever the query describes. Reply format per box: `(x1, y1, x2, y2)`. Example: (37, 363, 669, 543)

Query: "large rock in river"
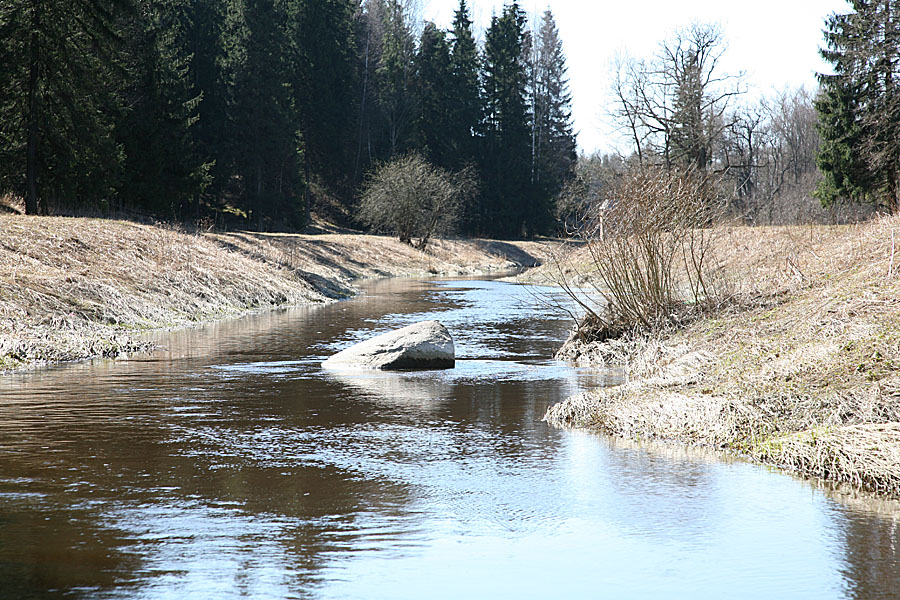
(322, 320, 455, 370)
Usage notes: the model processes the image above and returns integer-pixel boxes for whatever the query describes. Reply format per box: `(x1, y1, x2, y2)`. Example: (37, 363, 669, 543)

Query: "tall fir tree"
(415, 22, 454, 169)
(288, 0, 359, 217)
(448, 0, 481, 170)
(376, 0, 417, 157)
(817, 0, 900, 212)
(0, 0, 130, 214)
(529, 9, 576, 232)
(481, 1, 532, 238)
(185, 0, 231, 202)
(221, 0, 304, 228)
(118, 0, 211, 218)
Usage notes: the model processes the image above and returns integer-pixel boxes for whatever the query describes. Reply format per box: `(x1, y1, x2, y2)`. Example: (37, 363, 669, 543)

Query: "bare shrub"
(358, 154, 476, 251)
(556, 166, 726, 341)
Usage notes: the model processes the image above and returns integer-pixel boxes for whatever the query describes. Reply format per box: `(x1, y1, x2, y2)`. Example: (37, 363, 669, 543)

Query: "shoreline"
(0, 215, 556, 373)
(541, 216, 900, 498)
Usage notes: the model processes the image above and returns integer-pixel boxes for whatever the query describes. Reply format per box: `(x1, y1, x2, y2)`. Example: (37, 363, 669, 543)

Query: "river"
(1, 277, 898, 599)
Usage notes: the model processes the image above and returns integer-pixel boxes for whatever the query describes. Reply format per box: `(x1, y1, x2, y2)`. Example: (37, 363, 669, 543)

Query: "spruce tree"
(289, 0, 359, 214)
(817, 1, 900, 212)
(415, 22, 454, 169)
(481, 1, 532, 238)
(118, 0, 211, 218)
(221, 0, 303, 228)
(530, 9, 576, 233)
(0, 0, 130, 214)
(185, 0, 231, 202)
(376, 0, 417, 157)
(448, 0, 481, 169)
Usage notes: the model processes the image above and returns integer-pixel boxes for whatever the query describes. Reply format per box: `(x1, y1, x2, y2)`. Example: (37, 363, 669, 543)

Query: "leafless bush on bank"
(358, 154, 476, 251)
(553, 166, 727, 342)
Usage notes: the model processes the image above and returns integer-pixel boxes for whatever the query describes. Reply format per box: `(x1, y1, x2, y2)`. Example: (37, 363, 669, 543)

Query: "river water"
(1, 277, 899, 599)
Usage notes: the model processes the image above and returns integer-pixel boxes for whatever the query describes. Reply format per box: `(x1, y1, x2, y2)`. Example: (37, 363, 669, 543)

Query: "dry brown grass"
(756, 423, 900, 497)
(209, 231, 556, 286)
(0, 194, 24, 215)
(0, 215, 554, 371)
(0, 216, 325, 370)
(546, 214, 900, 498)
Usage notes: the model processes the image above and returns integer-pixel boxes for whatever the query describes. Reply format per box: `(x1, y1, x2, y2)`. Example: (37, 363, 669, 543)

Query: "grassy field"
(0, 215, 555, 372)
(543, 215, 900, 497)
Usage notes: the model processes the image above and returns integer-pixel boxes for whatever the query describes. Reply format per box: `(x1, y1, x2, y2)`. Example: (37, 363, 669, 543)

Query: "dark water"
(1, 278, 899, 599)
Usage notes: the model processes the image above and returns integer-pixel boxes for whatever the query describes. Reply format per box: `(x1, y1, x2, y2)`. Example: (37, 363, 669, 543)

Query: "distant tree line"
(576, 2, 899, 226)
(0, 0, 576, 237)
(585, 23, 826, 225)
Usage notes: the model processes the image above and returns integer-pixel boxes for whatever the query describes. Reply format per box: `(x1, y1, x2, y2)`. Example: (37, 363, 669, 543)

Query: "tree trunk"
(889, 173, 900, 215)
(304, 139, 311, 226)
(25, 0, 41, 216)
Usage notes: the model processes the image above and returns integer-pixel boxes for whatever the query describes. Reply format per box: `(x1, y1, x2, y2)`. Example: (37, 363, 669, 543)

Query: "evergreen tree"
(815, 74, 873, 207)
(289, 0, 359, 215)
(0, 0, 130, 214)
(481, 1, 532, 238)
(185, 0, 231, 202)
(415, 22, 454, 169)
(118, 0, 211, 218)
(221, 0, 304, 228)
(817, 1, 900, 212)
(376, 0, 417, 157)
(448, 0, 481, 169)
(529, 9, 576, 233)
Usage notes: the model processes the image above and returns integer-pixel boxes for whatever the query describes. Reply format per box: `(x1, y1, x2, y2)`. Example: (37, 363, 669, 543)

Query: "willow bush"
(358, 154, 476, 251)
(557, 166, 727, 341)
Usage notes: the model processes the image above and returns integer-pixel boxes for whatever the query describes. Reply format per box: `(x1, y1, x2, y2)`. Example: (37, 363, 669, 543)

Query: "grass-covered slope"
(0, 216, 555, 371)
(545, 216, 900, 497)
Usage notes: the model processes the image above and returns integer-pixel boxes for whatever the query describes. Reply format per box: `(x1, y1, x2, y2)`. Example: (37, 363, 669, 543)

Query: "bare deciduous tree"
(719, 87, 830, 224)
(610, 23, 744, 172)
(553, 165, 727, 341)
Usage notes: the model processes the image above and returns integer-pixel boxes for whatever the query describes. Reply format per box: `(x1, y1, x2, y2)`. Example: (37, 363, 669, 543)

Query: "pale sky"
(422, 0, 852, 155)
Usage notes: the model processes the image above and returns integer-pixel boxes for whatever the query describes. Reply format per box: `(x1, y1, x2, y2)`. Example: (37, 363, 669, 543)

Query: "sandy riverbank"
(541, 216, 900, 497)
(0, 215, 556, 372)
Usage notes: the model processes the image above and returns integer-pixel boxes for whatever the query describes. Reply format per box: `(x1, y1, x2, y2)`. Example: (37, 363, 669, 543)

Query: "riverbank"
(0, 215, 555, 372)
(543, 215, 900, 497)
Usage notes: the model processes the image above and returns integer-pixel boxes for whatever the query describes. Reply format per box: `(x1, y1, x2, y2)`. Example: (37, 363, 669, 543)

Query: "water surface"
(1, 278, 898, 599)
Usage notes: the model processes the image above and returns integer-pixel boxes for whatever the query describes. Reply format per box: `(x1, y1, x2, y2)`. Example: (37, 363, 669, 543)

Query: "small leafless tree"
(358, 153, 475, 250)
(718, 87, 831, 224)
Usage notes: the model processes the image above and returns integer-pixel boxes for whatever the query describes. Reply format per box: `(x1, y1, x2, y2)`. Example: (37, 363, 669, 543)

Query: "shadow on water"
(0, 276, 898, 599)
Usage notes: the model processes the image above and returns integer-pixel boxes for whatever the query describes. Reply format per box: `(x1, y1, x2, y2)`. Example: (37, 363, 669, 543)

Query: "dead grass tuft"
(0, 194, 23, 215)
(756, 424, 900, 497)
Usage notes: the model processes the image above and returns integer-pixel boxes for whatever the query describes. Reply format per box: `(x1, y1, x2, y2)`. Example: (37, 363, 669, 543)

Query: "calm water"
(1, 278, 899, 599)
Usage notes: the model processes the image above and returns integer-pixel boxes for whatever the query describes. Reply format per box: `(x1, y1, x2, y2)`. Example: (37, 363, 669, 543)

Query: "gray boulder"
(322, 320, 455, 370)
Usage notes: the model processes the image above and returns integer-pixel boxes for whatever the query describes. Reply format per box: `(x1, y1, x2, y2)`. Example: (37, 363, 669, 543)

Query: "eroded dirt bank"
(0, 215, 556, 371)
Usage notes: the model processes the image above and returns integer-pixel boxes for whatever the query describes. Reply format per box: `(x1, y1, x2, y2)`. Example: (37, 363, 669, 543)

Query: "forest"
(0, 0, 575, 238)
(0, 0, 897, 238)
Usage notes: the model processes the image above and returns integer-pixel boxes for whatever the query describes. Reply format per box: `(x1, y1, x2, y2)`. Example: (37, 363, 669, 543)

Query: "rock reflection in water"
(323, 368, 454, 410)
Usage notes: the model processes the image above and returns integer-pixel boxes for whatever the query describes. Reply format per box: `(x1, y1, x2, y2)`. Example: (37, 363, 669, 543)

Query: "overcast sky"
(422, 0, 852, 155)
